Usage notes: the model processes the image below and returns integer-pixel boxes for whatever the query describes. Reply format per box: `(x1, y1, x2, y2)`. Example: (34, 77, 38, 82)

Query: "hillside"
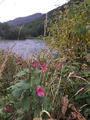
(0, 0, 85, 39)
(22, 0, 83, 38)
(7, 13, 43, 25)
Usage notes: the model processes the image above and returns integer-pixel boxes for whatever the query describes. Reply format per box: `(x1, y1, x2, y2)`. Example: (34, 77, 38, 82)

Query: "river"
(0, 39, 48, 58)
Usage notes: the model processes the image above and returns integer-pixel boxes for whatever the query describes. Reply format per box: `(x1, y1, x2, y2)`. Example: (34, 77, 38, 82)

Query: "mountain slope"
(8, 13, 43, 25)
(0, 0, 85, 39)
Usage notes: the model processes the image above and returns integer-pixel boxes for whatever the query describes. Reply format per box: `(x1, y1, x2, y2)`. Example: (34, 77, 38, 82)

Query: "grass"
(0, 48, 90, 120)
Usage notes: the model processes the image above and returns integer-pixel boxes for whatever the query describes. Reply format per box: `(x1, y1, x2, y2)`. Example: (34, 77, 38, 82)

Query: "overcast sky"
(0, 0, 68, 22)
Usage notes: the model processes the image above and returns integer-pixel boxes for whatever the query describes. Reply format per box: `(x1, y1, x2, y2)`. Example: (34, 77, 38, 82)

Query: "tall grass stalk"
(0, 43, 16, 79)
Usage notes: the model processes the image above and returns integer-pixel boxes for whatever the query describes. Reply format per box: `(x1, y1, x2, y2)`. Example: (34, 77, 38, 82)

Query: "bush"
(45, 0, 90, 61)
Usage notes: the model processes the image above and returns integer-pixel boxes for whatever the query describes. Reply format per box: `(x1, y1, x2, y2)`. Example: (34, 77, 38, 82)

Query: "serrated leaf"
(14, 71, 26, 78)
(12, 88, 23, 99)
(10, 80, 30, 90)
(14, 68, 32, 78)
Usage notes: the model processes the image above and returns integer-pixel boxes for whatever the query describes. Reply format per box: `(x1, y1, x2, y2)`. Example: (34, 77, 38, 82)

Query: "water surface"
(0, 39, 47, 58)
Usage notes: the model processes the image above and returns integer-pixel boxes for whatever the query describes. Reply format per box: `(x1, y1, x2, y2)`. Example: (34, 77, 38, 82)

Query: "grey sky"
(0, 0, 68, 22)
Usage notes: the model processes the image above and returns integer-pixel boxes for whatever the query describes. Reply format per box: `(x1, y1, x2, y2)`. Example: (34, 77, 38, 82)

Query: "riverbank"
(0, 36, 42, 41)
(25, 36, 42, 39)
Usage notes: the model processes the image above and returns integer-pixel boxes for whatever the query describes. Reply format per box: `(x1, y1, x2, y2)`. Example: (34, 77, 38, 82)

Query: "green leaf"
(12, 88, 23, 99)
(10, 80, 30, 90)
(86, 98, 90, 105)
(13, 71, 26, 78)
(34, 78, 40, 85)
(0, 108, 5, 117)
(33, 70, 42, 74)
(9, 80, 30, 99)
(21, 97, 30, 111)
(16, 116, 24, 120)
(13, 68, 32, 78)
(61, 65, 66, 73)
(24, 68, 32, 73)
(85, 0, 90, 4)
(86, 24, 90, 30)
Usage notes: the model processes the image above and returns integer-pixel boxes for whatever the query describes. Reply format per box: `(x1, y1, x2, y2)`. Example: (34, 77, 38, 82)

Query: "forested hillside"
(0, 0, 88, 40)
(0, 0, 67, 39)
(0, 23, 25, 40)
(8, 13, 43, 25)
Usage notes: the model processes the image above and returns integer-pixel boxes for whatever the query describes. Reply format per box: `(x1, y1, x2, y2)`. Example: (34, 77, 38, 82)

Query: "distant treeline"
(0, 23, 24, 40)
(0, 15, 46, 40)
(0, 17, 44, 40)
(0, 0, 84, 40)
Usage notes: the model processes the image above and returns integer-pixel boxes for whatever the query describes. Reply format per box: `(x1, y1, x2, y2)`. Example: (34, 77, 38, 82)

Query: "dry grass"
(0, 43, 16, 79)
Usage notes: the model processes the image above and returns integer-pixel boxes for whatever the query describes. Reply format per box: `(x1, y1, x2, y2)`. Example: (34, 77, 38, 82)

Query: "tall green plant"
(45, 0, 90, 60)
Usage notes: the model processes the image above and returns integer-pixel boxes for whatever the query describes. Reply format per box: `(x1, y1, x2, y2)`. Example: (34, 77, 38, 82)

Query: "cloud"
(0, 0, 6, 5)
(0, 0, 67, 22)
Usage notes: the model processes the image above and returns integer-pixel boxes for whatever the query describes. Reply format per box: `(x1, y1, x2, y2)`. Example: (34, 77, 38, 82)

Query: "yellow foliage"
(45, 0, 90, 60)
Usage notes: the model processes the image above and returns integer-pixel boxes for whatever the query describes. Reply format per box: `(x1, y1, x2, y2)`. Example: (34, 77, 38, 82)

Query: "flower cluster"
(40, 64, 47, 71)
(32, 60, 39, 68)
(36, 86, 45, 98)
(57, 63, 62, 68)
(4, 105, 14, 113)
(73, 71, 77, 76)
(32, 61, 48, 71)
(81, 63, 87, 67)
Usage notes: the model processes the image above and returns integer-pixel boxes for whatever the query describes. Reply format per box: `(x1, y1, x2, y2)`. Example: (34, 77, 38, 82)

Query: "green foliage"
(0, 50, 28, 95)
(0, 50, 90, 119)
(0, 53, 16, 95)
(45, 0, 90, 60)
(0, 0, 90, 119)
(1, 66, 47, 119)
(0, 0, 64, 39)
(23, 16, 45, 38)
(0, 23, 25, 40)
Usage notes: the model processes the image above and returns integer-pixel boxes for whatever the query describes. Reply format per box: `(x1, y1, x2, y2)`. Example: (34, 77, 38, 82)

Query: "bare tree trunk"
(44, 13, 48, 36)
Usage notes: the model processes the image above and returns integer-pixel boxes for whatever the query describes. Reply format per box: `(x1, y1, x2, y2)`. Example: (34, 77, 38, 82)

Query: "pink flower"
(57, 63, 62, 68)
(40, 64, 47, 71)
(32, 60, 39, 68)
(5, 105, 14, 113)
(81, 64, 85, 67)
(37, 92, 45, 98)
(37, 86, 43, 92)
(78, 88, 84, 93)
(37, 86, 45, 98)
(73, 71, 77, 76)
(42, 64, 46, 68)
(6, 105, 10, 111)
(56, 78, 58, 82)
(81, 64, 87, 67)
(11, 109, 14, 112)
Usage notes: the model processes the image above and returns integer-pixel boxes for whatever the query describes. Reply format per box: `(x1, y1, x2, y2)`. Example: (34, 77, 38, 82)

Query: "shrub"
(45, 0, 90, 61)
